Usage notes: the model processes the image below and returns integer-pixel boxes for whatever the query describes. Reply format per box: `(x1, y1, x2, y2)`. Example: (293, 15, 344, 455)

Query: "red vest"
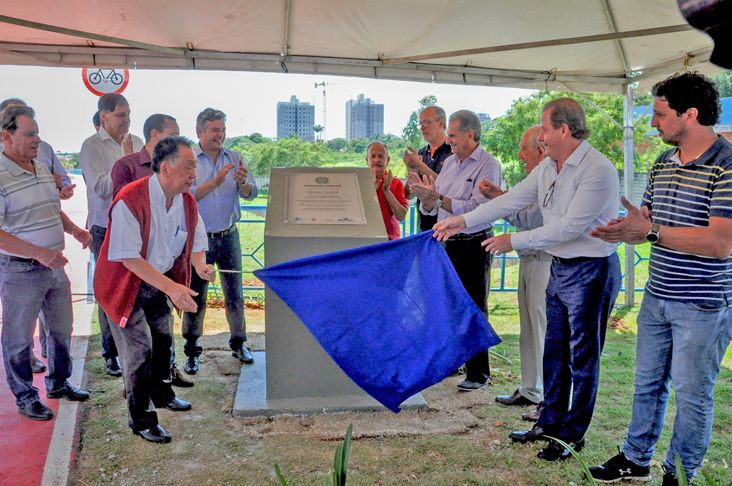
(93, 177, 198, 327)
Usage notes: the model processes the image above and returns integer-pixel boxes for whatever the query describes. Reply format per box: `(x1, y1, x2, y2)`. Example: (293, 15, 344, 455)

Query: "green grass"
(73, 295, 732, 485)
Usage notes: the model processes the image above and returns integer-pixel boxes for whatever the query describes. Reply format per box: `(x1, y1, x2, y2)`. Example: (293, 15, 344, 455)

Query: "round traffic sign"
(81, 67, 130, 96)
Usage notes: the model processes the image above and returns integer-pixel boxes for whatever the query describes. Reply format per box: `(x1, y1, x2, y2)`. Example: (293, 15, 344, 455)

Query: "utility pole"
(314, 81, 332, 140)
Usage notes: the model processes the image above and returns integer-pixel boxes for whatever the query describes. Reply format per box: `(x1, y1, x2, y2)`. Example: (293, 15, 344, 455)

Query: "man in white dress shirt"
(80, 93, 143, 377)
(434, 98, 621, 461)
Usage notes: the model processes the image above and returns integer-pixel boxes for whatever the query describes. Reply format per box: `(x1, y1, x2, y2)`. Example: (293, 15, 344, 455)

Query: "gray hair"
(0, 105, 35, 132)
(524, 125, 542, 149)
(151, 136, 193, 173)
(0, 98, 26, 111)
(196, 107, 226, 132)
(366, 140, 389, 157)
(98, 93, 129, 113)
(543, 98, 590, 140)
(423, 105, 446, 123)
(448, 110, 482, 142)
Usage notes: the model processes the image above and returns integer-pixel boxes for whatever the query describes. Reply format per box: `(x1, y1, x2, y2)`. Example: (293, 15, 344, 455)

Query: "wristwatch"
(434, 194, 444, 209)
(645, 223, 661, 244)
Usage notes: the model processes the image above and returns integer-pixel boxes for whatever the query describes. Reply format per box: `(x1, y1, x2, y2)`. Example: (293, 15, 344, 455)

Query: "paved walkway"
(0, 175, 93, 486)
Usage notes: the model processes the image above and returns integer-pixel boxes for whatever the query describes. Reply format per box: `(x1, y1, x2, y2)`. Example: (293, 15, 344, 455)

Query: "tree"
(242, 136, 335, 176)
(327, 138, 348, 151)
(712, 71, 732, 98)
(482, 91, 666, 187)
(313, 125, 324, 141)
(402, 95, 438, 149)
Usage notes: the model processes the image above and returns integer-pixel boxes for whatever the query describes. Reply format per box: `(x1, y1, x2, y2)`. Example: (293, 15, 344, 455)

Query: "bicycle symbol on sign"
(88, 68, 124, 86)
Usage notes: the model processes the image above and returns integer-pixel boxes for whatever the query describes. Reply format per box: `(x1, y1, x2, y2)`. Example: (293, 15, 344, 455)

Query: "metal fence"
(236, 204, 649, 299)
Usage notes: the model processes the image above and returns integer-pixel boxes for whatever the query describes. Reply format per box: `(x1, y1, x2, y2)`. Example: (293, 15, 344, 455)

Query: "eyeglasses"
(543, 179, 556, 207)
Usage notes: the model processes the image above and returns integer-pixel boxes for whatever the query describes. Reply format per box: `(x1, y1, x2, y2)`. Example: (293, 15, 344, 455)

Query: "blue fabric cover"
(254, 231, 501, 412)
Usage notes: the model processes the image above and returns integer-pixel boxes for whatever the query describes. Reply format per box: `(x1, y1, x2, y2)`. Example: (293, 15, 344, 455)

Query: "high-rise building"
(277, 95, 315, 141)
(345, 94, 384, 140)
(477, 112, 491, 124)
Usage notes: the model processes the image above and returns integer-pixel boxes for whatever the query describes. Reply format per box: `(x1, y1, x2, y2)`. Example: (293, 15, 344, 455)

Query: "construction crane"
(314, 81, 333, 140)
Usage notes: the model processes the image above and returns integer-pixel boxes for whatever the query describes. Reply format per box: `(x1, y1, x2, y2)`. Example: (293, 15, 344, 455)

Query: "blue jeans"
(623, 293, 732, 479)
(0, 257, 73, 406)
(182, 226, 246, 356)
(538, 253, 621, 442)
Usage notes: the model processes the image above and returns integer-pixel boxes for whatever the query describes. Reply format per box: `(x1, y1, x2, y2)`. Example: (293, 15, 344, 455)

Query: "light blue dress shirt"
(190, 145, 258, 233)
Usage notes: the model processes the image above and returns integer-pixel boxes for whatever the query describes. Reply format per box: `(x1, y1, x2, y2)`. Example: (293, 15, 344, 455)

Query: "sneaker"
(456, 379, 488, 391)
(589, 447, 652, 483)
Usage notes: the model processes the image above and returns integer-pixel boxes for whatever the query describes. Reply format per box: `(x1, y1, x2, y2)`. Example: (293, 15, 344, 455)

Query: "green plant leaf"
(675, 454, 688, 486)
(544, 436, 597, 485)
(274, 463, 288, 486)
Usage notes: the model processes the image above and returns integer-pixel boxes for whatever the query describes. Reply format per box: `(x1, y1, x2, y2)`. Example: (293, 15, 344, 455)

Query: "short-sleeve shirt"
(376, 178, 408, 240)
(642, 136, 732, 306)
(0, 153, 64, 254)
(108, 174, 208, 274)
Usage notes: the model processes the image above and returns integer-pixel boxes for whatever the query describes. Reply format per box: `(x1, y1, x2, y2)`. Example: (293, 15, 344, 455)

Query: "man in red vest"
(94, 136, 215, 443)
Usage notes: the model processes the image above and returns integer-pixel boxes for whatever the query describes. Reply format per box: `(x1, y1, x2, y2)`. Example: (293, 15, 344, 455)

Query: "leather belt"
(552, 255, 600, 264)
(448, 230, 492, 241)
(207, 224, 237, 239)
(0, 254, 40, 264)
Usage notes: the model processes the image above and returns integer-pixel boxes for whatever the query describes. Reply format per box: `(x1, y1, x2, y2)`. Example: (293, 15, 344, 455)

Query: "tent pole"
(623, 83, 636, 306)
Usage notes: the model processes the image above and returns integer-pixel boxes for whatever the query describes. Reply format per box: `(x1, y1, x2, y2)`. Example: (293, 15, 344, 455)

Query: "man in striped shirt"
(591, 72, 732, 484)
(0, 105, 92, 421)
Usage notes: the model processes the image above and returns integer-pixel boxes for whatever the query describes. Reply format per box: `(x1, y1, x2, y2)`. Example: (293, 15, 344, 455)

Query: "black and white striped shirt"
(643, 136, 732, 306)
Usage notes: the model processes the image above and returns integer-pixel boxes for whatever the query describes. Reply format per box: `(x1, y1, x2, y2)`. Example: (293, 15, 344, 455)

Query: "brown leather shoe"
(171, 364, 194, 388)
(522, 402, 544, 422)
(495, 389, 538, 406)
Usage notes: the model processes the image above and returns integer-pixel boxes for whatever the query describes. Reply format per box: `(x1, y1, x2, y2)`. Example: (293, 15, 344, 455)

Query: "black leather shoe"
(509, 424, 546, 443)
(183, 356, 199, 375)
(158, 397, 192, 411)
(171, 364, 194, 387)
(134, 424, 172, 443)
(538, 438, 585, 461)
(495, 389, 538, 406)
(47, 383, 90, 401)
(18, 400, 54, 421)
(456, 379, 489, 391)
(105, 357, 122, 377)
(232, 345, 254, 364)
(31, 353, 46, 374)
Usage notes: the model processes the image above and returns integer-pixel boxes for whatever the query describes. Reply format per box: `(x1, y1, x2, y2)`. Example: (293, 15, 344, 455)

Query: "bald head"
(518, 125, 545, 174)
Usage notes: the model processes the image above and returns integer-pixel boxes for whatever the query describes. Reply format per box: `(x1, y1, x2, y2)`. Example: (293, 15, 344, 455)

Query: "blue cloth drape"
(254, 231, 501, 412)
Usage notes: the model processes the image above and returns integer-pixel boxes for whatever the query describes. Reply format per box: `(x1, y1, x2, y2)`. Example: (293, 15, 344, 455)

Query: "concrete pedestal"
(233, 167, 427, 416)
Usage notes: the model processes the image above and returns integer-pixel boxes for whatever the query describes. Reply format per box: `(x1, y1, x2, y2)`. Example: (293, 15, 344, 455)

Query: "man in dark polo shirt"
(111, 114, 180, 197)
(403, 105, 452, 232)
(591, 72, 732, 484)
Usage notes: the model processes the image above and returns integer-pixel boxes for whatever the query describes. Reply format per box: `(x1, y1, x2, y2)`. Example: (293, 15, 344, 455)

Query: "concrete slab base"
(233, 352, 428, 417)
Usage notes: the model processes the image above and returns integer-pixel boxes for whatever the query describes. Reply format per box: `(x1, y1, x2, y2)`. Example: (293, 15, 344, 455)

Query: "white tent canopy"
(0, 0, 723, 304)
(0, 0, 720, 94)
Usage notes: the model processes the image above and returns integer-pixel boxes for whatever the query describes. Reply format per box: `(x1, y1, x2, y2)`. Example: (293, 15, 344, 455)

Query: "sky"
(0, 65, 535, 153)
